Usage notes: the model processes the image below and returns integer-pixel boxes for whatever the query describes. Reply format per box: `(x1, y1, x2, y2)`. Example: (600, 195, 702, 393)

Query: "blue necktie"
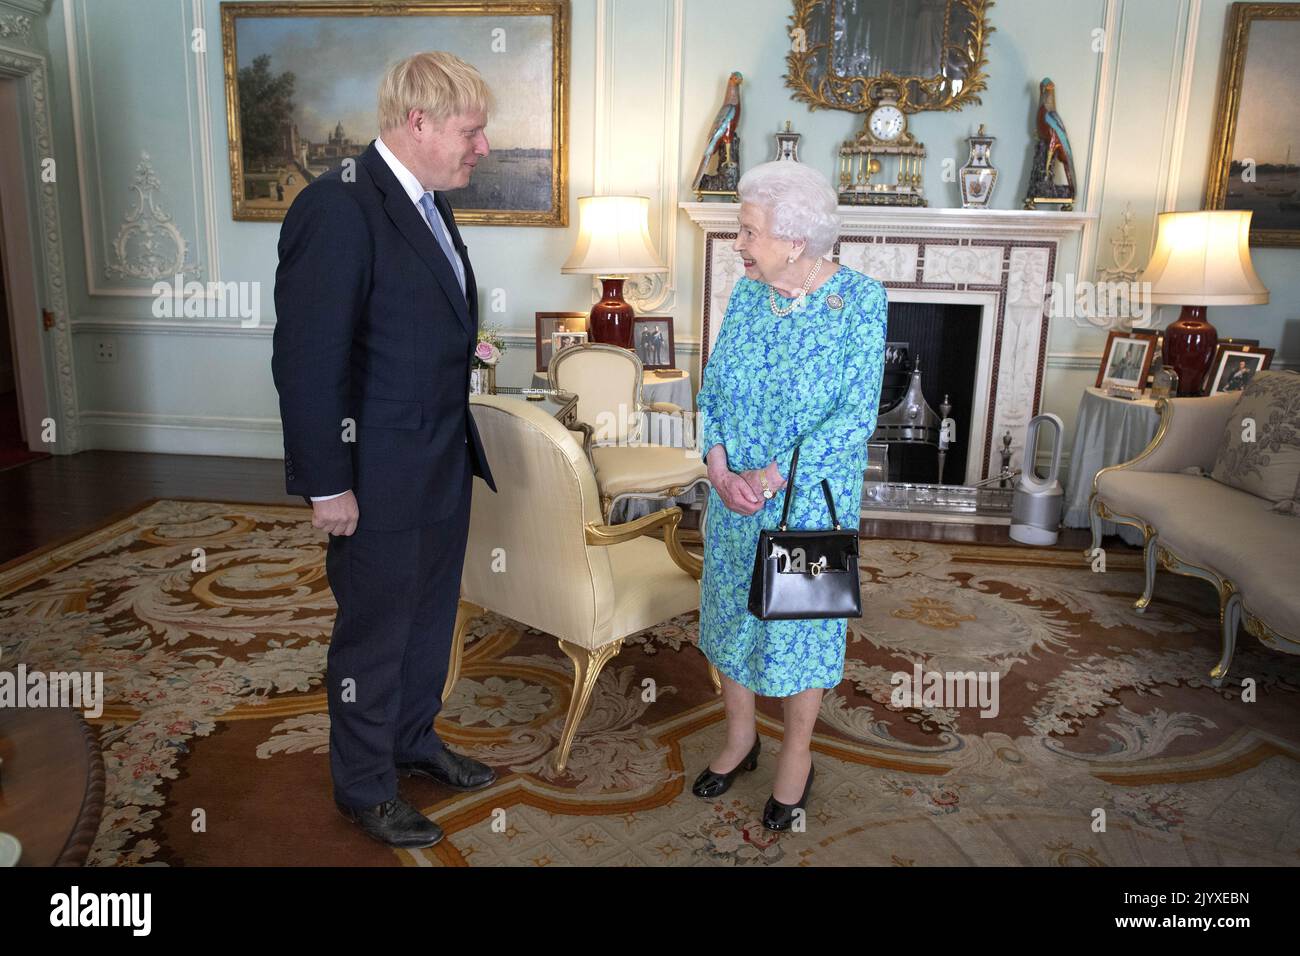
(418, 192, 466, 299)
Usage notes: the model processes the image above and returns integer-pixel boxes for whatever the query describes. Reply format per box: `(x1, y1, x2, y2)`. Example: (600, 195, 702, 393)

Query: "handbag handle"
(778, 446, 841, 531)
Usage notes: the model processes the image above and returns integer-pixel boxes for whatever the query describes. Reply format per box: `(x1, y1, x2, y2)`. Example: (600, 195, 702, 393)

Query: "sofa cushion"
(1096, 471, 1300, 638)
(1211, 369, 1300, 513)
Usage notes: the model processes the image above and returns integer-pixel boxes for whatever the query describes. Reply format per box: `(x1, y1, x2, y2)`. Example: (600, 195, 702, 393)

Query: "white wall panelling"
(588, 0, 682, 314)
(64, 0, 212, 297)
(1075, 0, 1121, 286)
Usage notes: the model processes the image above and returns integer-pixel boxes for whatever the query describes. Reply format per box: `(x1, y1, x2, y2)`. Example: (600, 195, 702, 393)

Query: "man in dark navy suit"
(272, 52, 498, 849)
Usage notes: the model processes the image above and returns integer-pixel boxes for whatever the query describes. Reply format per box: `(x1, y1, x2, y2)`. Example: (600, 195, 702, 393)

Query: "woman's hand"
(739, 461, 787, 503)
(714, 470, 764, 515)
(705, 444, 774, 515)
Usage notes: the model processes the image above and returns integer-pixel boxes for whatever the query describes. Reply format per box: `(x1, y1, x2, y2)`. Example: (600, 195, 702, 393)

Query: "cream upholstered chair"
(547, 342, 711, 522)
(442, 394, 705, 771)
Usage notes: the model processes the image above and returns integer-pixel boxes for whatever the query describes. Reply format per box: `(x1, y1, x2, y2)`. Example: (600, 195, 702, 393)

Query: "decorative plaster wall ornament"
(1098, 203, 1139, 285)
(1090, 202, 1145, 329)
(616, 272, 671, 314)
(0, 14, 32, 39)
(106, 152, 199, 282)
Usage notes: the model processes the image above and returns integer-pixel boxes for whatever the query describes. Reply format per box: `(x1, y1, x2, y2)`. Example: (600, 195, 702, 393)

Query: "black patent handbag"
(746, 446, 862, 620)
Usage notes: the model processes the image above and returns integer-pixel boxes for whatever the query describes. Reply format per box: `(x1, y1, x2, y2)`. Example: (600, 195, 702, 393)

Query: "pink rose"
(475, 341, 499, 365)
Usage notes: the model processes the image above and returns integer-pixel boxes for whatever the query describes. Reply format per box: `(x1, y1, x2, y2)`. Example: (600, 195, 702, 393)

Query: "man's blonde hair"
(377, 51, 493, 132)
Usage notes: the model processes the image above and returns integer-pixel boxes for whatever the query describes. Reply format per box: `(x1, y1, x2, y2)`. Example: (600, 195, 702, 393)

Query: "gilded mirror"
(786, 0, 994, 113)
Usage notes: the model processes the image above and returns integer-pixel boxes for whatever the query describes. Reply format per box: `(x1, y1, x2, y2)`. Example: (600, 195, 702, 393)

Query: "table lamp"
(1143, 210, 1269, 395)
(561, 195, 667, 349)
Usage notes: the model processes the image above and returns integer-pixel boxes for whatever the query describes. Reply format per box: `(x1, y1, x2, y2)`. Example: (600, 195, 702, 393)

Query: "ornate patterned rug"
(2, 499, 1296, 866)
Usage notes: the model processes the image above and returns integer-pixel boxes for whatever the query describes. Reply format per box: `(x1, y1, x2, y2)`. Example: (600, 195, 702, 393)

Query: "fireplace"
(681, 203, 1095, 487)
(878, 301, 982, 485)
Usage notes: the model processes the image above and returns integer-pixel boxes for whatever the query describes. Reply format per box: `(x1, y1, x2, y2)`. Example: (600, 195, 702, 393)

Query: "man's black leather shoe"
(397, 748, 497, 791)
(335, 797, 443, 848)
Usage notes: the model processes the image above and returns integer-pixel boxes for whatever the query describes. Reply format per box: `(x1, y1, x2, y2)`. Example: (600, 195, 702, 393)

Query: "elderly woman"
(693, 161, 887, 830)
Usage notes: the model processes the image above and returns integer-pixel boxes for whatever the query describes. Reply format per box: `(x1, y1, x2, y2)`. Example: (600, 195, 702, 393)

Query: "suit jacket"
(272, 140, 497, 532)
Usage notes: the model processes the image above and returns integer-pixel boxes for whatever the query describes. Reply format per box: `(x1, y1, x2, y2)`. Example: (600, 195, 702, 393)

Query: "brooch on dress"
(826, 293, 844, 310)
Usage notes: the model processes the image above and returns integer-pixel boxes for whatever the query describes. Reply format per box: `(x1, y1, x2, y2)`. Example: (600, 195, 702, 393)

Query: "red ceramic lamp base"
(588, 277, 635, 349)
(1162, 305, 1217, 396)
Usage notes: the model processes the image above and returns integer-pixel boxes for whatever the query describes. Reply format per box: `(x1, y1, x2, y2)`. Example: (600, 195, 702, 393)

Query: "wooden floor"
(0, 450, 1112, 568)
(0, 450, 302, 567)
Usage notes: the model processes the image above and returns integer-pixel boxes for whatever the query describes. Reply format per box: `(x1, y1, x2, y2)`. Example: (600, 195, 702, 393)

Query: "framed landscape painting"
(220, 1, 569, 226)
(1205, 3, 1300, 247)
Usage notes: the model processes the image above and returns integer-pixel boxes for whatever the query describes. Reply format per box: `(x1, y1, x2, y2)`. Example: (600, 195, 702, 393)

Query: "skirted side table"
(1062, 386, 1163, 547)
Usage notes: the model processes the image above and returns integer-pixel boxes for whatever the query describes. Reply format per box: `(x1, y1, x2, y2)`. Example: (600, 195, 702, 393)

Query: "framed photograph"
(632, 316, 676, 370)
(551, 330, 588, 356)
(535, 311, 587, 372)
(1096, 330, 1156, 391)
(1204, 3, 1300, 247)
(1204, 344, 1274, 396)
(220, 1, 569, 226)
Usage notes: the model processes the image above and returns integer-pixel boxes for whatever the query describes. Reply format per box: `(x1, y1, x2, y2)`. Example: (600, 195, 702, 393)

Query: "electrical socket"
(95, 338, 116, 363)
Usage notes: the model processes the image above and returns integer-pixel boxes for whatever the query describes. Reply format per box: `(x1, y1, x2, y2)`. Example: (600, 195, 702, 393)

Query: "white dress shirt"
(310, 137, 469, 503)
(374, 136, 467, 292)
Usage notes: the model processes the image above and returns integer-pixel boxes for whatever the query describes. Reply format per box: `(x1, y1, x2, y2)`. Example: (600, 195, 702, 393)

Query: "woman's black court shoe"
(691, 736, 761, 799)
(762, 763, 815, 831)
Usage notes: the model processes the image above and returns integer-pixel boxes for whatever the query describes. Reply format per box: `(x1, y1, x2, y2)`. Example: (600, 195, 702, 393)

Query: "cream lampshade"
(1142, 210, 1269, 394)
(561, 195, 667, 349)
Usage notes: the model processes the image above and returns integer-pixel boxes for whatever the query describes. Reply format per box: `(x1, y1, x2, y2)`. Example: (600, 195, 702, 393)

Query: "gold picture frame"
(784, 0, 995, 114)
(1204, 2, 1300, 247)
(220, 0, 569, 227)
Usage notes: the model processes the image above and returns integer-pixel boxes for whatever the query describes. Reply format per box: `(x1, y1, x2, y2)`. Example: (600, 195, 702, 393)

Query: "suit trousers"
(324, 453, 473, 809)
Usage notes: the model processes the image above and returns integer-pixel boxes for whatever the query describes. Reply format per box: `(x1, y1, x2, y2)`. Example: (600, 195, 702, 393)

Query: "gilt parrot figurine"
(1035, 77, 1075, 193)
(692, 72, 743, 197)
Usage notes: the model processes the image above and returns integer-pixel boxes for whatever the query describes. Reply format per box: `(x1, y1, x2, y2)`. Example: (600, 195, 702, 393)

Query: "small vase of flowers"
(470, 327, 505, 395)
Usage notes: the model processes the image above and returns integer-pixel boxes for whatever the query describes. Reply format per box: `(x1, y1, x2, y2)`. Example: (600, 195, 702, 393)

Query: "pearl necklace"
(768, 257, 823, 316)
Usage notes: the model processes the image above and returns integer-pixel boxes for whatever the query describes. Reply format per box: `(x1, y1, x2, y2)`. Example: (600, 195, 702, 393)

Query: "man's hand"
(312, 491, 359, 536)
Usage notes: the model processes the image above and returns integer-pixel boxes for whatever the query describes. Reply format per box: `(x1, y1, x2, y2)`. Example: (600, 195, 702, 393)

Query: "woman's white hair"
(737, 161, 840, 259)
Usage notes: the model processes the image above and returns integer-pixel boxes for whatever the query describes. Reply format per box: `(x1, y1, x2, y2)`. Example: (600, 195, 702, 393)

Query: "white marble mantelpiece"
(680, 202, 1097, 484)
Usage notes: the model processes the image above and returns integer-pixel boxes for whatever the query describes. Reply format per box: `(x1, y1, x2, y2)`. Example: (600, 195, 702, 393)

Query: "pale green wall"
(20, 0, 1299, 458)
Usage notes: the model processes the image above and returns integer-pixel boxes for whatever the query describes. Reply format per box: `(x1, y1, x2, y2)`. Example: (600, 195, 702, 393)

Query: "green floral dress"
(696, 266, 887, 696)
